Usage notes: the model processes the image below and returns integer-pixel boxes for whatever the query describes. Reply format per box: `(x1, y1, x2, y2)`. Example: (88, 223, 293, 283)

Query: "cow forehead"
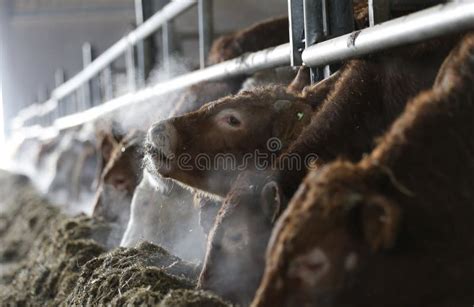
(203, 91, 292, 113)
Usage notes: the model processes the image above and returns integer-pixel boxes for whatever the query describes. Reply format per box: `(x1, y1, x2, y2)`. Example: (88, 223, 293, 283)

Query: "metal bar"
(325, 0, 354, 75)
(321, 0, 330, 77)
(51, 0, 196, 101)
(126, 46, 137, 92)
(135, 0, 158, 87)
(198, 0, 214, 68)
(81, 42, 93, 109)
(54, 69, 65, 87)
(390, 0, 444, 13)
(101, 66, 113, 102)
(288, 0, 305, 66)
(135, 0, 146, 87)
(369, 0, 390, 26)
(303, 0, 324, 82)
(162, 21, 171, 77)
(53, 69, 65, 124)
(15, 1, 474, 137)
(54, 43, 291, 130)
(73, 91, 80, 114)
(329, 0, 354, 37)
(302, 1, 474, 67)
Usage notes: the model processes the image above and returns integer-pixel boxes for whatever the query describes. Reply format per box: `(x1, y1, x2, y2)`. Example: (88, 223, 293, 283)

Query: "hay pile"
(0, 170, 230, 306)
(64, 241, 202, 305)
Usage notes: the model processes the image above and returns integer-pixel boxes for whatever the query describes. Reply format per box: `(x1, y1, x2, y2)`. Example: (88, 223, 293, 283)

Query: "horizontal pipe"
(53, 43, 291, 130)
(302, 1, 474, 67)
(52, 0, 196, 100)
(14, 1, 474, 138)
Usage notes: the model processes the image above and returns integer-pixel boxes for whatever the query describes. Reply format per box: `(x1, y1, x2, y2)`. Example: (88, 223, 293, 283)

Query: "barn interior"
(0, 0, 473, 306)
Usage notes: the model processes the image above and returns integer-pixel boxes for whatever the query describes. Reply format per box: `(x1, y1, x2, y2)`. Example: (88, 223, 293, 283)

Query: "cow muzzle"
(146, 121, 178, 163)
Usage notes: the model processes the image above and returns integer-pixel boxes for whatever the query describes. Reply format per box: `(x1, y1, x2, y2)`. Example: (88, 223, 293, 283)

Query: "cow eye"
(227, 115, 241, 127)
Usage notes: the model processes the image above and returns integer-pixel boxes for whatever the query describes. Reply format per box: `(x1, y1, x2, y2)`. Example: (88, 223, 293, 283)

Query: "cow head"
(253, 163, 401, 307)
(197, 170, 284, 306)
(92, 130, 144, 228)
(145, 86, 311, 197)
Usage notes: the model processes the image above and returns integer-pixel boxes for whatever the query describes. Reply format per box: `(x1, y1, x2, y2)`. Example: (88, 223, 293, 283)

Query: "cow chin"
(144, 152, 173, 177)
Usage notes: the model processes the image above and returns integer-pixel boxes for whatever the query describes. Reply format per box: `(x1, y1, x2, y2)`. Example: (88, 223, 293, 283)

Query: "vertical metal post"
(369, 0, 390, 27)
(303, 0, 324, 83)
(81, 42, 93, 110)
(126, 45, 137, 92)
(54, 69, 65, 87)
(288, 0, 305, 67)
(36, 87, 47, 126)
(320, 0, 331, 78)
(135, 0, 146, 87)
(329, 0, 354, 36)
(135, 0, 158, 87)
(198, 0, 214, 69)
(57, 98, 64, 119)
(101, 66, 113, 102)
(36, 86, 48, 104)
(53, 69, 65, 124)
(74, 91, 81, 114)
(162, 22, 171, 77)
(325, 0, 354, 77)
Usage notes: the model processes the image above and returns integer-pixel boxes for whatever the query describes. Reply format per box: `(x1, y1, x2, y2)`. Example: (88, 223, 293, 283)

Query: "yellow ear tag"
(297, 112, 304, 120)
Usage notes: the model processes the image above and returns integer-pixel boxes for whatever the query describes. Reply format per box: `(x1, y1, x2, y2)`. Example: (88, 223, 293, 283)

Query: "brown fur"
(196, 34, 465, 306)
(146, 86, 312, 197)
(92, 130, 145, 223)
(278, 34, 461, 197)
(168, 80, 242, 118)
(207, 16, 289, 65)
(253, 32, 474, 307)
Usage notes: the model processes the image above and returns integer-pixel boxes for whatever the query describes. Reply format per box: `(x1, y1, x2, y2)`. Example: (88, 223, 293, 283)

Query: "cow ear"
(361, 195, 401, 252)
(261, 181, 283, 224)
(287, 67, 310, 94)
(100, 135, 116, 163)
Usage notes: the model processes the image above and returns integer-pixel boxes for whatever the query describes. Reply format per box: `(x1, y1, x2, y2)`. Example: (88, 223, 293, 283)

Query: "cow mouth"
(144, 142, 173, 165)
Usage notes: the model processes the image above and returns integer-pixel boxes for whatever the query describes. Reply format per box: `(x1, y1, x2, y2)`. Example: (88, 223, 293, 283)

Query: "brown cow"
(144, 86, 313, 197)
(92, 130, 145, 246)
(120, 15, 295, 253)
(253, 32, 474, 307)
(195, 34, 463, 305)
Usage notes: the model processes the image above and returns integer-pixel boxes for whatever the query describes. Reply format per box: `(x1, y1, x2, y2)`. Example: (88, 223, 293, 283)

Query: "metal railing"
(12, 0, 201, 131)
(10, 0, 474, 140)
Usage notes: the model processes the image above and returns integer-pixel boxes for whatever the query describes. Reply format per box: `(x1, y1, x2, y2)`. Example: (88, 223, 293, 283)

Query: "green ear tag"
(297, 112, 304, 120)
